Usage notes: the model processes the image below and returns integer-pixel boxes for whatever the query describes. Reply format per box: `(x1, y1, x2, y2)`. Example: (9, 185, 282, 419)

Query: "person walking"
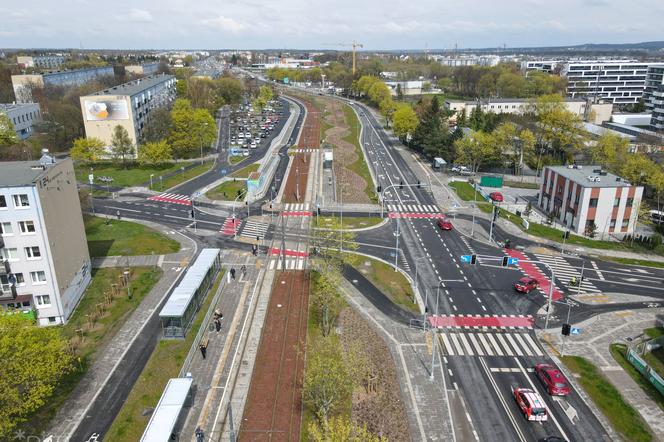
(241, 265, 247, 277)
(199, 344, 207, 359)
(230, 268, 236, 279)
(214, 318, 221, 332)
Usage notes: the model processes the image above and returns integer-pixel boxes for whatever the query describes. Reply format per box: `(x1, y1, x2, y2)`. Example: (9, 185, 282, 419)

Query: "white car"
(238, 133, 244, 139)
(245, 132, 251, 138)
(250, 141, 257, 149)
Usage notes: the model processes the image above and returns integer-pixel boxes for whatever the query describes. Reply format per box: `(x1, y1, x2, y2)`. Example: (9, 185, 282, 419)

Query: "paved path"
(46, 220, 197, 441)
(537, 309, 664, 440)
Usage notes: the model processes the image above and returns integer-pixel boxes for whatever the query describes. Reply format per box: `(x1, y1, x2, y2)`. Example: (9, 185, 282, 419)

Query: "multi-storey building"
(0, 103, 42, 140)
(0, 157, 91, 325)
(649, 84, 664, 132)
(562, 60, 664, 105)
(521, 60, 561, 73)
(11, 66, 115, 102)
(80, 74, 177, 150)
(538, 165, 643, 237)
(16, 55, 65, 70)
(125, 62, 160, 76)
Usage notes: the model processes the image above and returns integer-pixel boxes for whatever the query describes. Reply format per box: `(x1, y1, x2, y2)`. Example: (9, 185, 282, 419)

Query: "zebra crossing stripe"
(513, 334, 533, 356)
(449, 333, 464, 355)
(467, 333, 484, 356)
(494, 333, 512, 355)
(441, 334, 454, 356)
(504, 334, 524, 356)
(476, 333, 495, 356)
(523, 333, 544, 356)
(485, 333, 503, 356)
(458, 334, 474, 356)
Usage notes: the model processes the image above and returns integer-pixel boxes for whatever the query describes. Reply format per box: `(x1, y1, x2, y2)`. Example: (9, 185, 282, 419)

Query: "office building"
(0, 103, 42, 140)
(648, 84, 664, 132)
(11, 66, 115, 102)
(0, 157, 91, 325)
(521, 60, 561, 73)
(562, 60, 664, 105)
(125, 62, 160, 76)
(538, 165, 643, 237)
(16, 55, 65, 70)
(444, 98, 613, 125)
(80, 74, 176, 150)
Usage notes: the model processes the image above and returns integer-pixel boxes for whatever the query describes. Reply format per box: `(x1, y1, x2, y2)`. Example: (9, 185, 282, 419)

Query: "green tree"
(252, 85, 274, 111)
(367, 82, 391, 107)
(70, 137, 105, 163)
(530, 94, 586, 163)
(137, 140, 173, 166)
(590, 132, 629, 170)
(393, 103, 419, 140)
(308, 416, 385, 442)
(492, 123, 535, 174)
(379, 98, 397, 128)
(411, 97, 453, 159)
(143, 107, 172, 142)
(216, 76, 244, 106)
(454, 130, 497, 172)
(620, 154, 657, 186)
(168, 99, 215, 158)
(496, 72, 526, 97)
(110, 125, 134, 168)
(310, 270, 344, 337)
(0, 314, 74, 438)
(0, 113, 17, 146)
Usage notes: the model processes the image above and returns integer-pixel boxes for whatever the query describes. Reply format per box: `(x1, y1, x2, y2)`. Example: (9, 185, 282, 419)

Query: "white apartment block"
(521, 60, 561, 73)
(0, 157, 91, 325)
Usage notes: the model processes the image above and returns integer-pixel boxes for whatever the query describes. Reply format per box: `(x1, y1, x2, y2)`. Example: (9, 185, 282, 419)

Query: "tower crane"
(324, 41, 364, 75)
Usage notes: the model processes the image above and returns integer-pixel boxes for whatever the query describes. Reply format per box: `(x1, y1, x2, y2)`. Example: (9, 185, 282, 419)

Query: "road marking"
(467, 333, 485, 356)
(522, 333, 544, 356)
(479, 358, 527, 442)
(457, 333, 474, 356)
(590, 260, 605, 281)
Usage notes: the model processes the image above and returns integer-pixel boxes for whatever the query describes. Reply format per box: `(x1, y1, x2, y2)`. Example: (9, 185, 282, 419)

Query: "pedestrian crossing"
(290, 149, 317, 153)
(147, 193, 191, 206)
(533, 253, 601, 294)
(438, 331, 545, 358)
(239, 220, 270, 239)
(283, 203, 310, 211)
(268, 256, 307, 270)
(400, 254, 411, 272)
(388, 204, 440, 213)
(220, 217, 240, 236)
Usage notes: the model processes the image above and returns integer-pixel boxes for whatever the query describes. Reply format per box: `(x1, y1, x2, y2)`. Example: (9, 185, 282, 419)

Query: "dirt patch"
(283, 153, 311, 204)
(338, 307, 411, 441)
(239, 270, 310, 441)
(298, 99, 321, 149)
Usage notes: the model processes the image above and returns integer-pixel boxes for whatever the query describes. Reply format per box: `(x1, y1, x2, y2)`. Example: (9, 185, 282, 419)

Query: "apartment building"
(16, 55, 65, 70)
(80, 74, 176, 149)
(0, 103, 42, 140)
(562, 60, 664, 105)
(444, 98, 613, 125)
(538, 165, 643, 237)
(0, 157, 91, 325)
(521, 60, 560, 73)
(11, 66, 115, 102)
(648, 84, 664, 131)
(125, 62, 160, 76)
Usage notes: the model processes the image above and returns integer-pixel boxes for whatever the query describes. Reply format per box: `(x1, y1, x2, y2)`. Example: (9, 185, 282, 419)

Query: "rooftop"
(0, 102, 39, 112)
(546, 165, 635, 188)
(90, 74, 175, 97)
(446, 98, 587, 105)
(0, 160, 50, 187)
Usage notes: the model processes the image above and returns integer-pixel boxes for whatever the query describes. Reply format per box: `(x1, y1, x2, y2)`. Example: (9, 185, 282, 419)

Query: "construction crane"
(323, 41, 364, 75)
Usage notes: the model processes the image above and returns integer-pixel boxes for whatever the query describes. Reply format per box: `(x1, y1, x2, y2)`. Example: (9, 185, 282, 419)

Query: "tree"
(308, 416, 385, 442)
(0, 113, 17, 146)
(392, 103, 419, 140)
(496, 72, 526, 97)
(142, 107, 172, 142)
(367, 82, 391, 107)
(379, 99, 396, 128)
(492, 123, 535, 174)
(70, 137, 105, 163)
(310, 270, 344, 337)
(620, 154, 657, 186)
(411, 97, 454, 160)
(168, 99, 215, 158)
(216, 76, 244, 106)
(395, 83, 404, 100)
(252, 85, 274, 111)
(454, 130, 497, 172)
(137, 141, 172, 166)
(0, 314, 74, 438)
(589, 132, 629, 170)
(110, 125, 134, 167)
(585, 221, 598, 238)
(530, 94, 586, 163)
(303, 336, 353, 422)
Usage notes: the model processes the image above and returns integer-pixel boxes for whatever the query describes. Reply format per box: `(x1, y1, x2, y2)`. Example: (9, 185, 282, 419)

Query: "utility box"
(480, 175, 503, 188)
(323, 150, 333, 169)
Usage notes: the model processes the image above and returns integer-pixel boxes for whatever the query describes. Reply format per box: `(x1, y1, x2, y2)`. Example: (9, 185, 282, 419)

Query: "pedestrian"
(241, 265, 247, 277)
(116, 210, 121, 220)
(230, 268, 236, 279)
(214, 318, 221, 332)
(199, 344, 207, 359)
(214, 308, 222, 320)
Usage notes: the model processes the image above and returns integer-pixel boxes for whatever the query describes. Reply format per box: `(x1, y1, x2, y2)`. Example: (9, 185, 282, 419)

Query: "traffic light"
(470, 254, 477, 265)
(399, 180, 404, 189)
(502, 256, 509, 267)
(417, 180, 421, 189)
(190, 209, 195, 218)
(562, 323, 571, 336)
(377, 185, 382, 193)
(317, 207, 321, 215)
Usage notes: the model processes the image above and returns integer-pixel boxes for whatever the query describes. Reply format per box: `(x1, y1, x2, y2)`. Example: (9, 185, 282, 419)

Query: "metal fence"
(628, 336, 664, 396)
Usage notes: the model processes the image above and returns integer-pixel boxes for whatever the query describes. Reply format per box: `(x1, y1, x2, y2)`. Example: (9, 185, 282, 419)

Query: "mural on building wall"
(83, 99, 129, 121)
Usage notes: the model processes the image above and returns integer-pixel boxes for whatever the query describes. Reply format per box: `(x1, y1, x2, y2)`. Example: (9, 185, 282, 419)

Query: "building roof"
(0, 103, 39, 111)
(91, 74, 175, 98)
(583, 122, 635, 141)
(0, 161, 50, 187)
(546, 165, 635, 188)
(140, 377, 192, 442)
(446, 98, 587, 105)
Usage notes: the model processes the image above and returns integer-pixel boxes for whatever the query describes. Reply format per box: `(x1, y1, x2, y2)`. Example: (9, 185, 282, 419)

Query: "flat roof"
(546, 165, 634, 188)
(583, 122, 635, 141)
(159, 248, 220, 318)
(0, 161, 48, 187)
(446, 98, 587, 105)
(140, 377, 192, 442)
(90, 74, 175, 98)
(0, 103, 39, 112)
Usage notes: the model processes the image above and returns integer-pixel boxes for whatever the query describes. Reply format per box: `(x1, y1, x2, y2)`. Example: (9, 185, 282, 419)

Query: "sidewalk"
(537, 309, 664, 440)
(46, 221, 197, 440)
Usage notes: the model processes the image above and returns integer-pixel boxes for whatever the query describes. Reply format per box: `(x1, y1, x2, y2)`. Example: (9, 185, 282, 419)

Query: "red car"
(514, 277, 539, 293)
(437, 218, 453, 231)
(535, 363, 571, 396)
(490, 192, 504, 202)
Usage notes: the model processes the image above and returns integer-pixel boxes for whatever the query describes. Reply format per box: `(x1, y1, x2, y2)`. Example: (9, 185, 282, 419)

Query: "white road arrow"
(553, 396, 578, 424)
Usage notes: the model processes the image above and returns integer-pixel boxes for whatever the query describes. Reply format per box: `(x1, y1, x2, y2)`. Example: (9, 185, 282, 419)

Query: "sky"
(2, 0, 663, 50)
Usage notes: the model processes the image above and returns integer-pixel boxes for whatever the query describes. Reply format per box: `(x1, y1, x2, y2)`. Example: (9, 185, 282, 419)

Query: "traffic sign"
(571, 327, 581, 335)
(507, 257, 519, 266)
(221, 169, 227, 175)
(88, 173, 94, 184)
(460, 255, 472, 263)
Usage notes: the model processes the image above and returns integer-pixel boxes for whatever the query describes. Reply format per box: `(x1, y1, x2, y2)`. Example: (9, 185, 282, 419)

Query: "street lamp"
(150, 174, 154, 190)
(123, 271, 132, 299)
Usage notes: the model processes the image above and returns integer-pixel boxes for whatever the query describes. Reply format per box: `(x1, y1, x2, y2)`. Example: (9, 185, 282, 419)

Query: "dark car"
(538, 437, 567, 442)
(514, 277, 538, 294)
(535, 363, 571, 396)
(490, 191, 504, 202)
(437, 218, 453, 231)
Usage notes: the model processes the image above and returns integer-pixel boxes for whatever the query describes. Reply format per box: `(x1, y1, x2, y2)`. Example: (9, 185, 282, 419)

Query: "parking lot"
(229, 97, 284, 157)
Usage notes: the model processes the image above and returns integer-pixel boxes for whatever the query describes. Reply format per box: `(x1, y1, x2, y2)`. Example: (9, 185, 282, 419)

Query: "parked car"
(535, 363, 571, 396)
(451, 165, 468, 173)
(489, 192, 504, 202)
(514, 277, 539, 294)
(437, 218, 453, 231)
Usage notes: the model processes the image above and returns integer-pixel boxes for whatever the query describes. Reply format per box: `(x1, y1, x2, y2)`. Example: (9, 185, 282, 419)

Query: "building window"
(1, 248, 18, 261)
(30, 271, 47, 284)
(25, 246, 41, 259)
(48, 316, 57, 323)
(12, 194, 29, 208)
(36, 295, 51, 306)
(0, 222, 13, 236)
(622, 219, 630, 228)
(613, 197, 620, 207)
(626, 197, 634, 207)
(589, 198, 598, 208)
(0, 195, 6, 208)
(610, 219, 616, 228)
(19, 220, 35, 234)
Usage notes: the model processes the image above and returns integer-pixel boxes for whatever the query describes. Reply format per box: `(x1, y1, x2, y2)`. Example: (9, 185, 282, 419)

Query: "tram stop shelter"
(140, 377, 193, 442)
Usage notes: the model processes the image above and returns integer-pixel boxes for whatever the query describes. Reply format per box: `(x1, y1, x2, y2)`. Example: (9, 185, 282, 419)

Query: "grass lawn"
(645, 327, 664, 339)
(562, 355, 653, 442)
(314, 216, 383, 230)
(76, 163, 187, 188)
(449, 181, 485, 201)
(156, 161, 213, 191)
(610, 344, 664, 411)
(599, 256, 664, 269)
(206, 179, 247, 201)
(356, 258, 419, 315)
(229, 155, 247, 165)
(503, 180, 540, 189)
(230, 162, 260, 178)
(321, 119, 333, 140)
(105, 271, 223, 441)
(21, 267, 161, 437)
(644, 347, 664, 381)
(84, 215, 180, 257)
(341, 104, 378, 203)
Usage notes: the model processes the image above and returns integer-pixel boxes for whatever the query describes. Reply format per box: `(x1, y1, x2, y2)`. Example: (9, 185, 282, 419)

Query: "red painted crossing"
(281, 211, 312, 217)
(428, 314, 534, 329)
(220, 217, 241, 235)
(388, 213, 446, 219)
(506, 249, 563, 301)
(147, 193, 192, 206)
(268, 248, 309, 257)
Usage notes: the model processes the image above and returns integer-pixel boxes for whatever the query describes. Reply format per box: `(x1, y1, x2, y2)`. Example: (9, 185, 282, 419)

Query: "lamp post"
(150, 174, 154, 190)
(123, 271, 132, 299)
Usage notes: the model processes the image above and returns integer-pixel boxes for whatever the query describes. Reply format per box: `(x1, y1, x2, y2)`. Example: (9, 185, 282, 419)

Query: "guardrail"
(627, 336, 664, 396)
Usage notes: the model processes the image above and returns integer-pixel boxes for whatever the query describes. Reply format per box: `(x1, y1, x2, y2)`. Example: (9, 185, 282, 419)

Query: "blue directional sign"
(571, 327, 582, 335)
(221, 169, 227, 175)
(507, 257, 519, 266)
(460, 255, 472, 263)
